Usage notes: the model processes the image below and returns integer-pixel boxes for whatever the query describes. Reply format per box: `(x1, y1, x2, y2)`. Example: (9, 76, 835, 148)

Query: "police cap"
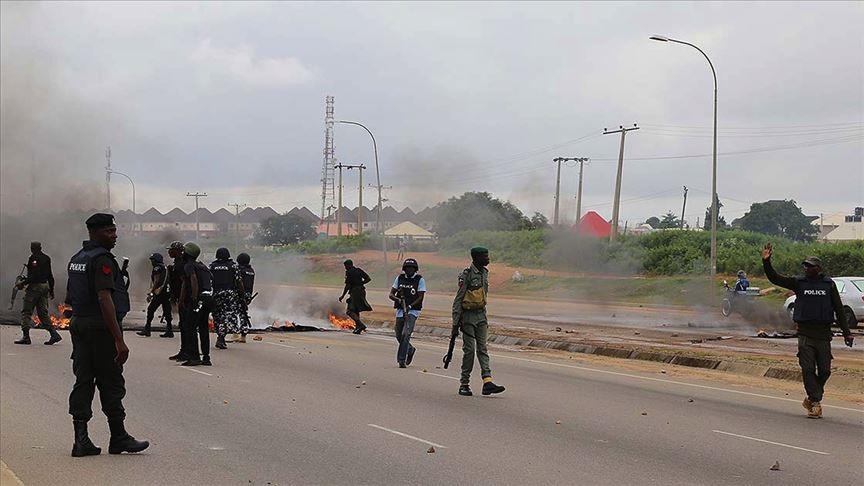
(86, 213, 116, 230)
(802, 256, 823, 267)
(149, 252, 164, 264)
(470, 246, 489, 257)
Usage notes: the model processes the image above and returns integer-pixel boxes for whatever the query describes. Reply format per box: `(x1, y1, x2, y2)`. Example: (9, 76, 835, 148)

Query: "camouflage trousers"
(212, 290, 240, 338)
(21, 283, 58, 334)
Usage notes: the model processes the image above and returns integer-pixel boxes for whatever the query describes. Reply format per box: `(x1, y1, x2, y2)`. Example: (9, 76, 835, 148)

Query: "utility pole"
(229, 202, 247, 250)
(336, 164, 343, 236)
(603, 124, 639, 241)
(348, 164, 366, 234)
(335, 163, 366, 236)
(186, 192, 207, 241)
(680, 186, 688, 229)
(553, 157, 563, 226)
(575, 158, 588, 225)
(105, 146, 111, 211)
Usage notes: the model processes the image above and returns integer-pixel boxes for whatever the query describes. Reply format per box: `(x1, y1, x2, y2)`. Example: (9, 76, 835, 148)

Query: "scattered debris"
(769, 461, 781, 471)
(361, 381, 367, 386)
(756, 330, 796, 339)
(223, 400, 229, 405)
(660, 369, 667, 374)
(555, 327, 562, 332)
(31, 445, 45, 449)
(687, 398, 694, 403)
(634, 331, 641, 335)
(641, 412, 648, 416)
(422, 369, 428, 373)
(555, 420, 561, 425)
(611, 313, 616, 318)
(427, 446, 436, 454)
(252, 336, 263, 341)
(565, 330, 575, 334)
(355, 385, 361, 389)
(671, 333, 679, 337)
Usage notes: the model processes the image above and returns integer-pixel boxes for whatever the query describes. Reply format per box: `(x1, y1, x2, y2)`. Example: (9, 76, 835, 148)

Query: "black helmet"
(149, 252, 164, 264)
(237, 253, 251, 265)
(737, 270, 746, 278)
(216, 247, 230, 260)
(402, 258, 418, 271)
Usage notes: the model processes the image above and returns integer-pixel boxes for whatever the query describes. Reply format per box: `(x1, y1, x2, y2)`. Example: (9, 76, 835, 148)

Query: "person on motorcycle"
(734, 270, 750, 292)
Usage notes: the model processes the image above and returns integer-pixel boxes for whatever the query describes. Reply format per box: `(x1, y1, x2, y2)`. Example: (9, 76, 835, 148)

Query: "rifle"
(120, 257, 130, 290)
(443, 318, 459, 369)
(239, 292, 258, 327)
(8, 264, 27, 310)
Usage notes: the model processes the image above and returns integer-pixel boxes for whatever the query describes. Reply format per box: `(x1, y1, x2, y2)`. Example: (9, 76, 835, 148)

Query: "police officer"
(167, 241, 190, 361)
(762, 243, 853, 418)
(66, 213, 149, 457)
(232, 252, 255, 343)
(338, 259, 372, 334)
(389, 258, 426, 368)
(179, 242, 214, 366)
(137, 253, 173, 338)
(209, 247, 241, 350)
(14, 241, 63, 345)
(452, 247, 505, 397)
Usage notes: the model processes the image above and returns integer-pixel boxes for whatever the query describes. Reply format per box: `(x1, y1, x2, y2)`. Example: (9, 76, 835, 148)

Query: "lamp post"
(337, 120, 388, 268)
(650, 35, 718, 276)
(107, 169, 137, 234)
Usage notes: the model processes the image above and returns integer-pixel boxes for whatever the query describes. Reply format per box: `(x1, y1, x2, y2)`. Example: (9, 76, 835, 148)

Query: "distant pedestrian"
(179, 242, 214, 366)
(138, 252, 173, 337)
(339, 259, 372, 334)
(232, 252, 255, 343)
(389, 258, 425, 368)
(452, 247, 505, 397)
(761, 242, 853, 418)
(14, 241, 63, 346)
(66, 213, 148, 457)
(734, 270, 750, 292)
(396, 237, 407, 261)
(209, 247, 241, 350)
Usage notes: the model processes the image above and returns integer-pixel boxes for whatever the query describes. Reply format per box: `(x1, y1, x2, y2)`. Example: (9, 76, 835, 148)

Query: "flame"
(31, 303, 72, 329)
(328, 312, 355, 330)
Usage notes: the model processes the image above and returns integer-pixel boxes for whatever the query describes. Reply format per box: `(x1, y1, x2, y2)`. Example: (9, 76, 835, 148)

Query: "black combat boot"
(458, 384, 473, 396)
(136, 329, 151, 337)
(159, 326, 174, 338)
(482, 381, 506, 396)
(71, 420, 101, 457)
(45, 330, 63, 345)
(14, 329, 31, 345)
(215, 336, 227, 349)
(107, 419, 149, 454)
(201, 355, 212, 366)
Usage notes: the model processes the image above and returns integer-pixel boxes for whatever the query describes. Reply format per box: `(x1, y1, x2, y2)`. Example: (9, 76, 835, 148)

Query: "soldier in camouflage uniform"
(452, 247, 505, 397)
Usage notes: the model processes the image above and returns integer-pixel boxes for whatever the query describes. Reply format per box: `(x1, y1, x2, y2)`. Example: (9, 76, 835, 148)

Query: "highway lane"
(1, 326, 861, 485)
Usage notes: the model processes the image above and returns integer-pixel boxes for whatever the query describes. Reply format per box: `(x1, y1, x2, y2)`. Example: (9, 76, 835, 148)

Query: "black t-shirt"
(345, 267, 371, 288)
(184, 261, 213, 293)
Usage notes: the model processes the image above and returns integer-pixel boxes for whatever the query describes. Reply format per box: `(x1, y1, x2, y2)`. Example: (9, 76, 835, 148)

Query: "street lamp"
(107, 169, 137, 234)
(337, 120, 388, 268)
(650, 34, 719, 277)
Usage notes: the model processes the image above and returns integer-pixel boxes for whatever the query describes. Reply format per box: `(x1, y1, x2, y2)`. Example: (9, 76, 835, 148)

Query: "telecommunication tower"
(320, 96, 337, 222)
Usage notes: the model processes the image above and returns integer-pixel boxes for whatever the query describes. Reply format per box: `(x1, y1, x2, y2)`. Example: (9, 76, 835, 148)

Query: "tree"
(434, 191, 532, 237)
(645, 216, 661, 229)
(529, 212, 550, 230)
(255, 213, 317, 245)
(658, 211, 681, 229)
(703, 194, 729, 231)
(737, 199, 817, 242)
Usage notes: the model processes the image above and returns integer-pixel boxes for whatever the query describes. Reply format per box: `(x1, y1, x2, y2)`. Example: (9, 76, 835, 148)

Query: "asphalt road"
(1, 325, 862, 486)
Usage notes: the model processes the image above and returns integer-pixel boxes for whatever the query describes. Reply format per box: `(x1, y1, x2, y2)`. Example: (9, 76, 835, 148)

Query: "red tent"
(575, 211, 612, 238)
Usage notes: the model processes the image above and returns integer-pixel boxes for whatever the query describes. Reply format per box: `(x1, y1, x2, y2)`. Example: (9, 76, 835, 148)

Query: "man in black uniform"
(137, 253, 173, 338)
(66, 213, 149, 457)
(15, 241, 63, 345)
(761, 243, 853, 418)
(179, 242, 214, 366)
(209, 247, 241, 350)
(167, 241, 190, 361)
(232, 252, 255, 343)
(338, 259, 372, 334)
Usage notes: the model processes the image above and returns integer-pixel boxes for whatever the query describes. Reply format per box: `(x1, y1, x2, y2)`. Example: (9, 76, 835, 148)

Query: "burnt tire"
(721, 298, 732, 317)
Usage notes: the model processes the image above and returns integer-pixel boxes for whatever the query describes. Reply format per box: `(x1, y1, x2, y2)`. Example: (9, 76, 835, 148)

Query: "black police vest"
(67, 243, 131, 317)
(151, 264, 166, 286)
(393, 274, 423, 310)
(793, 277, 835, 323)
(239, 265, 255, 294)
(209, 259, 236, 291)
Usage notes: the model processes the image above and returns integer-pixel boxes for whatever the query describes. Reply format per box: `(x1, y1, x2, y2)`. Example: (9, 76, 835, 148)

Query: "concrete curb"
(392, 322, 808, 383)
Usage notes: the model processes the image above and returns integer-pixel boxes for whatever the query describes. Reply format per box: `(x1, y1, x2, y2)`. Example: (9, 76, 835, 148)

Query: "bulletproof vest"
(151, 263, 166, 286)
(209, 259, 236, 291)
(393, 273, 423, 310)
(67, 242, 131, 317)
(239, 264, 255, 294)
(188, 261, 213, 292)
(793, 277, 835, 323)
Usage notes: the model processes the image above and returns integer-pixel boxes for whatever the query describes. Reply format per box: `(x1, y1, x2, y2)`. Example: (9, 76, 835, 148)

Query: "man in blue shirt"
(389, 258, 426, 368)
(734, 270, 750, 292)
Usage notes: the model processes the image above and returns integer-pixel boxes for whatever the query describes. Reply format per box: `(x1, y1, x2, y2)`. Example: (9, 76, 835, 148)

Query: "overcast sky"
(1, 1, 862, 226)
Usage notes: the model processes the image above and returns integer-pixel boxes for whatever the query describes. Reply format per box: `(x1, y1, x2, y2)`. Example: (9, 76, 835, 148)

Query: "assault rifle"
(239, 292, 258, 327)
(8, 264, 27, 310)
(443, 318, 460, 369)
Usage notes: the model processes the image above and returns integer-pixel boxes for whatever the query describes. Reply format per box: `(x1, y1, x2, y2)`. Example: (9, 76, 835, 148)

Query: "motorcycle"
(721, 280, 761, 318)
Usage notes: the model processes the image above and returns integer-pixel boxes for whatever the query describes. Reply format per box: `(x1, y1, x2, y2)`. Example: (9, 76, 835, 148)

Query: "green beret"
(470, 246, 489, 256)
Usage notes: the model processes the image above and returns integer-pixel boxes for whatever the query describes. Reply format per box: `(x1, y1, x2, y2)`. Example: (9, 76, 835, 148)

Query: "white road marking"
(367, 335, 864, 413)
(180, 367, 213, 377)
(712, 430, 830, 455)
(416, 370, 459, 381)
(263, 342, 297, 349)
(367, 424, 447, 449)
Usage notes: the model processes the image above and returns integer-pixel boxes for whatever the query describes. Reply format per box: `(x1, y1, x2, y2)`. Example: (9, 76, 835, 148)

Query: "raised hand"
(761, 242, 773, 260)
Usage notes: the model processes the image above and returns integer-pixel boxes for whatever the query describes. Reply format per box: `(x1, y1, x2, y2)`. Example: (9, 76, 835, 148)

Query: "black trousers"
(797, 336, 832, 402)
(144, 293, 172, 331)
(68, 317, 126, 422)
(183, 295, 214, 360)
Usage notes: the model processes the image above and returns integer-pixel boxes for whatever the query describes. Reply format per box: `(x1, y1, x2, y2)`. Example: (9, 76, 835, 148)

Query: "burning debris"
(328, 312, 355, 330)
(756, 330, 797, 339)
(30, 303, 72, 329)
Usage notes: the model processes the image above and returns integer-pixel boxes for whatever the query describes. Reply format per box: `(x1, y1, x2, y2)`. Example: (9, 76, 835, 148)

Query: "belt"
(200, 290, 213, 296)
